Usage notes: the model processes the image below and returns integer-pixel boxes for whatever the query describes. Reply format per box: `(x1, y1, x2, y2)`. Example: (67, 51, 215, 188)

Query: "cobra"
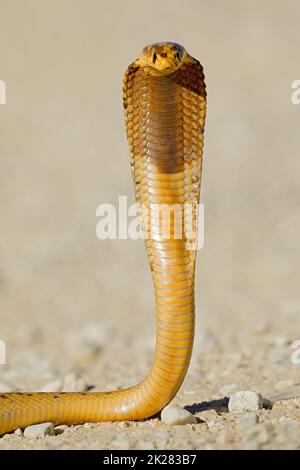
(0, 42, 206, 434)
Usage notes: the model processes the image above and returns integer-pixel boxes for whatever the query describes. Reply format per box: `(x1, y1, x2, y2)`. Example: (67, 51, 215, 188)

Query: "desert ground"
(0, 0, 300, 449)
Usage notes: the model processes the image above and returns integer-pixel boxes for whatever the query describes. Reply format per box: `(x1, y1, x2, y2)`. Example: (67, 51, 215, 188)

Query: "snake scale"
(0, 43, 206, 434)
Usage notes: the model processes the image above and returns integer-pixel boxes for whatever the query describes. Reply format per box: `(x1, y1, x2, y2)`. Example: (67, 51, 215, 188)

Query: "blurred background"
(0, 0, 299, 402)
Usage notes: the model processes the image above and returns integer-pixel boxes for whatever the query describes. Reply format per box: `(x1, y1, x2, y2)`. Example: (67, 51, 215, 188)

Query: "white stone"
(161, 405, 197, 425)
(14, 428, 23, 437)
(24, 422, 55, 438)
(228, 391, 264, 413)
(63, 372, 89, 392)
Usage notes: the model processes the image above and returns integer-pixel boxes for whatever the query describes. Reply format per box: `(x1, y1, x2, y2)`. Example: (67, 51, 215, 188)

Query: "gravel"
(24, 423, 55, 439)
(228, 391, 264, 413)
(161, 405, 197, 425)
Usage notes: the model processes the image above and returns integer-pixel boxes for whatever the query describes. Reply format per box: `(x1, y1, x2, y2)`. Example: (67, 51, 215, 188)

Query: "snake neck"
(122, 67, 204, 416)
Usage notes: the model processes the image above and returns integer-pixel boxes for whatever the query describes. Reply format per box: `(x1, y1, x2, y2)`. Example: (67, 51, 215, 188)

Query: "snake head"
(136, 42, 188, 76)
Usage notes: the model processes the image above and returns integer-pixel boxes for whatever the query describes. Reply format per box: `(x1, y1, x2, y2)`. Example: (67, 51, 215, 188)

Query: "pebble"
(55, 425, 69, 435)
(228, 391, 264, 413)
(63, 372, 89, 392)
(207, 420, 216, 429)
(161, 405, 197, 425)
(24, 422, 55, 438)
(14, 428, 23, 437)
(275, 379, 294, 392)
(117, 421, 130, 429)
(199, 409, 219, 422)
(41, 378, 63, 392)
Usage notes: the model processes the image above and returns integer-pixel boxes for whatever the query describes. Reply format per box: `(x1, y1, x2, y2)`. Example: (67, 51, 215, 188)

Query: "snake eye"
(152, 52, 157, 64)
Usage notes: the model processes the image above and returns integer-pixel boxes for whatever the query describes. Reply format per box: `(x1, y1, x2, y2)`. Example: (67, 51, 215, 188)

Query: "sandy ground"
(0, 0, 300, 450)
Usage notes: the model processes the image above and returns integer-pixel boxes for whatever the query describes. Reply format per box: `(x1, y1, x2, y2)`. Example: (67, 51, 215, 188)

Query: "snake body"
(0, 43, 206, 435)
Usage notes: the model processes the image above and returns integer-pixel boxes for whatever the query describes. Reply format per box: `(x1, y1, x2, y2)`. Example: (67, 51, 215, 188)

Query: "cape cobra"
(0, 42, 206, 434)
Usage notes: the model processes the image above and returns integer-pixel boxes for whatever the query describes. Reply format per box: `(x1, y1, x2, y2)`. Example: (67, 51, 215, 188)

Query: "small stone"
(199, 409, 219, 422)
(207, 420, 216, 429)
(220, 384, 237, 396)
(41, 378, 63, 392)
(0, 380, 16, 393)
(63, 372, 89, 392)
(161, 405, 197, 425)
(275, 379, 294, 392)
(117, 421, 129, 429)
(55, 425, 68, 435)
(14, 428, 23, 437)
(24, 422, 55, 438)
(228, 391, 264, 413)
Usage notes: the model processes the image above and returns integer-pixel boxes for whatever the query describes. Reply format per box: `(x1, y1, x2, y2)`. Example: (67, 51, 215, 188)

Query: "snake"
(0, 42, 206, 435)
